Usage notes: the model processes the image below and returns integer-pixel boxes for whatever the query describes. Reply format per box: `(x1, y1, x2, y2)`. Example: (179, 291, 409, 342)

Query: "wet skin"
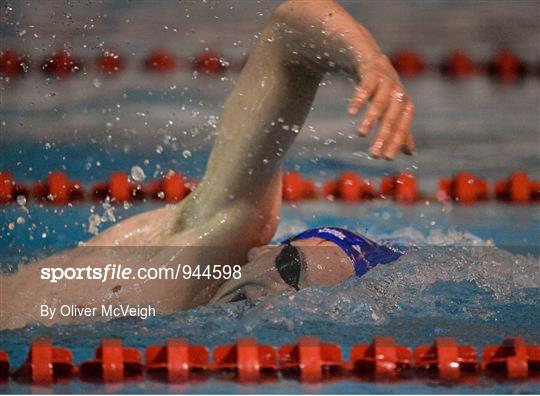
(210, 238, 355, 304)
(0, 0, 414, 329)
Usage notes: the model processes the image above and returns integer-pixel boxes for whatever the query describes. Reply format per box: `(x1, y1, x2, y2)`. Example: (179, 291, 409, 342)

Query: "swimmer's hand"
(274, 0, 416, 160)
(348, 54, 415, 160)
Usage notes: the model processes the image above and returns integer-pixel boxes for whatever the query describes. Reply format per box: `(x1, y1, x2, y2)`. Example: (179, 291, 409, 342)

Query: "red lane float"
(440, 50, 476, 79)
(145, 50, 177, 72)
(391, 51, 426, 78)
(91, 172, 143, 202)
(483, 337, 540, 379)
(414, 338, 478, 381)
(282, 172, 316, 202)
(487, 49, 527, 83)
(33, 171, 84, 204)
(194, 50, 226, 75)
(214, 338, 277, 382)
(0, 350, 9, 381)
(0, 171, 29, 203)
(0, 49, 28, 78)
(495, 171, 539, 204)
(380, 173, 419, 203)
(41, 50, 81, 78)
(323, 172, 376, 202)
(438, 172, 489, 204)
(145, 339, 209, 382)
(15, 339, 76, 385)
(97, 50, 123, 74)
(351, 337, 412, 378)
(144, 170, 191, 203)
(278, 337, 343, 382)
(80, 339, 143, 382)
(0, 171, 15, 203)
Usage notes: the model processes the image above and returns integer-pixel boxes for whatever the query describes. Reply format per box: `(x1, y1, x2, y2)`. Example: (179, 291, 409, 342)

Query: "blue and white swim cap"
(282, 227, 403, 277)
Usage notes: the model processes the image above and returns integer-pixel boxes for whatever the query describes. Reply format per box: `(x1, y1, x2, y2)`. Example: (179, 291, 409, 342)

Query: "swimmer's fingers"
(358, 80, 393, 136)
(382, 101, 416, 159)
(369, 90, 405, 158)
(348, 75, 377, 117)
(401, 132, 415, 156)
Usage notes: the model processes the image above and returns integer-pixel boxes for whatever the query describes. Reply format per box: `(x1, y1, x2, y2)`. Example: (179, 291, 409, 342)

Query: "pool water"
(1, 0, 539, 393)
(1, 145, 539, 393)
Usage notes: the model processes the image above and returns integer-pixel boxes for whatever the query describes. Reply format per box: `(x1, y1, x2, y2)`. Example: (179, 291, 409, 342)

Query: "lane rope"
(1, 48, 537, 82)
(1, 337, 538, 384)
(1, 170, 538, 205)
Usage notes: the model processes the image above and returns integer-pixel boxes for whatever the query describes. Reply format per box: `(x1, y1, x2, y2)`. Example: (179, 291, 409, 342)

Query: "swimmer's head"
(209, 238, 355, 304)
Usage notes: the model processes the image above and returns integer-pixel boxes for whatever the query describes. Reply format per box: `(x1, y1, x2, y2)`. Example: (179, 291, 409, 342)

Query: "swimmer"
(0, 0, 415, 329)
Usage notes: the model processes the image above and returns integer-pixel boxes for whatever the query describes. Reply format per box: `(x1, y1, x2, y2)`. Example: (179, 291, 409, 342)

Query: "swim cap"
(281, 227, 403, 277)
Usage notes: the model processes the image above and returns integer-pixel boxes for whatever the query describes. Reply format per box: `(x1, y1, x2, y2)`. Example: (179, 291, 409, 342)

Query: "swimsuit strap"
(282, 227, 403, 277)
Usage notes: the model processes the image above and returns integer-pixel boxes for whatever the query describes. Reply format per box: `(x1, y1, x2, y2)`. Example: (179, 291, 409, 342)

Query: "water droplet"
(182, 150, 192, 159)
(16, 195, 27, 206)
(88, 214, 101, 235)
(131, 166, 146, 182)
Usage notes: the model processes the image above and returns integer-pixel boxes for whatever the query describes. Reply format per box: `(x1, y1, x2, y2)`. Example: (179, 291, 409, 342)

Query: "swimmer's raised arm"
(273, 0, 415, 158)
(175, 0, 414, 246)
(0, 1, 417, 329)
